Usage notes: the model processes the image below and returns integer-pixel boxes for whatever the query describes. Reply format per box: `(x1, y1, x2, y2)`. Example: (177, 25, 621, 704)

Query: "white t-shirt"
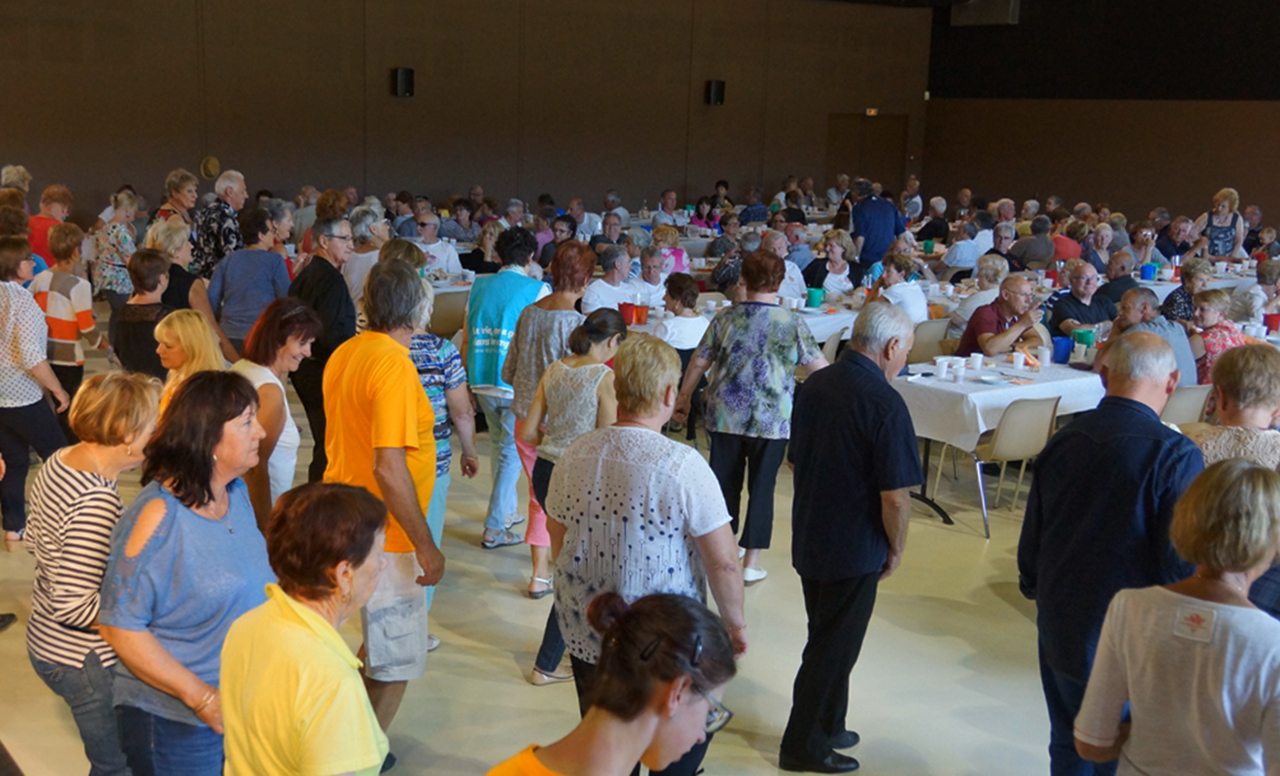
(779, 260, 807, 299)
(343, 250, 380, 309)
(654, 314, 711, 351)
(581, 277, 636, 313)
(1076, 586, 1280, 776)
(942, 239, 981, 269)
(947, 287, 1000, 338)
(881, 281, 929, 324)
(547, 426, 731, 663)
(609, 206, 631, 227)
(421, 240, 462, 275)
(1227, 283, 1269, 324)
(972, 229, 994, 255)
(230, 360, 299, 507)
(575, 212, 602, 242)
(823, 265, 855, 297)
(628, 276, 666, 309)
(651, 210, 678, 228)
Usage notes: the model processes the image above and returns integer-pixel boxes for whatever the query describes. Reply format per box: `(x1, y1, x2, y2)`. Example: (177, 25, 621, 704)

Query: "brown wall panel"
(922, 98, 1280, 227)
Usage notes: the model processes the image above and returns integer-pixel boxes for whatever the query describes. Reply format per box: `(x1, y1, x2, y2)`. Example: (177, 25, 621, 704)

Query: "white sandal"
(528, 577, 554, 600)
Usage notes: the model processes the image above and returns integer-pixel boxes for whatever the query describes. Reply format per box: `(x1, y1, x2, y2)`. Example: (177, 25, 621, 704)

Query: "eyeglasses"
(327, 234, 354, 242)
(417, 222, 435, 229)
(1070, 275, 1099, 284)
(20, 255, 35, 263)
(696, 687, 734, 733)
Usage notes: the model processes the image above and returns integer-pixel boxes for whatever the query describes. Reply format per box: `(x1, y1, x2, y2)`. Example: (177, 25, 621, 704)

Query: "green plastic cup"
(923, 239, 935, 254)
(806, 287, 825, 308)
(1072, 328, 1095, 347)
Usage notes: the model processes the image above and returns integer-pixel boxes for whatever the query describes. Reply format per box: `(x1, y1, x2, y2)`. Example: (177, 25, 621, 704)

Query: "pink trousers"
(514, 418, 550, 547)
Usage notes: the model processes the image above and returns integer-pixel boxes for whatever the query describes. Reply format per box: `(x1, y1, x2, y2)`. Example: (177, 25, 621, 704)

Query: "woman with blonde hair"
(1075, 459, 1280, 772)
(147, 218, 239, 362)
(803, 229, 859, 296)
(1195, 187, 1247, 261)
(154, 309, 225, 413)
(95, 189, 138, 346)
(1192, 288, 1248, 385)
(652, 225, 689, 274)
(463, 219, 505, 273)
(153, 168, 199, 227)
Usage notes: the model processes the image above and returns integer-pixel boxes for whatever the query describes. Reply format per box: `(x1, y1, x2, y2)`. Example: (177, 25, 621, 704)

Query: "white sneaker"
(743, 567, 768, 585)
(738, 547, 746, 559)
(426, 634, 440, 652)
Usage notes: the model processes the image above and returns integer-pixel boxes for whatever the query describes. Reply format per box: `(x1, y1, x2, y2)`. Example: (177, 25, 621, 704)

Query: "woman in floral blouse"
(1193, 288, 1248, 385)
(93, 190, 137, 347)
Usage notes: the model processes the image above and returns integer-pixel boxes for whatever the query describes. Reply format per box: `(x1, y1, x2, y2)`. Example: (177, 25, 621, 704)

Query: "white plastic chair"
(939, 266, 968, 283)
(932, 397, 1060, 537)
(1161, 384, 1212, 425)
(821, 331, 842, 364)
(908, 318, 951, 364)
(697, 291, 726, 308)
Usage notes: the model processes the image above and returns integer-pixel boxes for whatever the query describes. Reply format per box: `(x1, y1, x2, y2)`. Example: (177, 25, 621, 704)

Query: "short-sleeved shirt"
(1049, 292, 1117, 335)
(790, 351, 923, 580)
(1159, 285, 1196, 323)
(1128, 315, 1197, 387)
(486, 746, 565, 776)
(851, 196, 905, 267)
(221, 584, 389, 776)
(547, 426, 732, 663)
(27, 214, 60, 260)
(694, 302, 822, 439)
(92, 223, 135, 295)
(1097, 275, 1140, 304)
(1227, 282, 1270, 324)
(955, 301, 1016, 357)
(323, 331, 436, 553)
(409, 333, 467, 477)
(207, 248, 292, 339)
(1051, 234, 1082, 261)
(0, 281, 49, 407)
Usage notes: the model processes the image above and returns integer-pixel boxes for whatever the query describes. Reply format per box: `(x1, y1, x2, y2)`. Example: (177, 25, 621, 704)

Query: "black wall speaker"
(705, 80, 725, 106)
(391, 68, 414, 97)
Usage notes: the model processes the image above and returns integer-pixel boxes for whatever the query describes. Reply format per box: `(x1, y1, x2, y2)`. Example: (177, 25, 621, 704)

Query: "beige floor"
(0, 344, 1051, 775)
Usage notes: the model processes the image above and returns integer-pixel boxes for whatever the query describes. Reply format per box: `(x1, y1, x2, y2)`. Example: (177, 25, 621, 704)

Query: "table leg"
(913, 438, 955, 526)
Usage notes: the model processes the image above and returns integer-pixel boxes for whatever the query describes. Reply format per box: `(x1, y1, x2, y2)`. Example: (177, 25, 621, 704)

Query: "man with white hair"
(826, 173, 851, 207)
(293, 186, 319, 244)
(567, 198, 602, 242)
(603, 189, 629, 226)
(581, 246, 635, 313)
(763, 230, 806, 299)
(416, 213, 463, 275)
(994, 198, 1016, 226)
(1017, 199, 1040, 236)
(192, 169, 248, 278)
(784, 223, 815, 271)
(500, 198, 525, 230)
(1019, 330, 1202, 776)
(900, 175, 923, 222)
(1104, 287, 1197, 386)
(915, 197, 950, 243)
(781, 301, 920, 775)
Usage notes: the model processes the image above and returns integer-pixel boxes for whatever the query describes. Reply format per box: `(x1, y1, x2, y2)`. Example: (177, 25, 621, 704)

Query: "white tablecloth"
(1127, 275, 1251, 303)
(893, 362, 1105, 451)
(632, 307, 856, 345)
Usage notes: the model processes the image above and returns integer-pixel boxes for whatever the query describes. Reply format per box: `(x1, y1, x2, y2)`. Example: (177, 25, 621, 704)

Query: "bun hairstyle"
(568, 308, 628, 356)
(585, 592, 736, 721)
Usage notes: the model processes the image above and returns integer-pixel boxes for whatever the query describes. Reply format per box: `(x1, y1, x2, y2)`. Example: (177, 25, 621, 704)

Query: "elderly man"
(1097, 252, 1139, 304)
(192, 169, 248, 278)
(581, 246, 634, 313)
(763, 229, 807, 299)
(499, 198, 525, 230)
(416, 213, 463, 275)
(390, 190, 416, 237)
(342, 185, 359, 212)
(826, 173, 851, 207)
(899, 175, 923, 221)
(985, 222, 1023, 270)
(784, 223, 815, 271)
(323, 259, 446, 753)
(468, 184, 485, 212)
(970, 210, 995, 255)
(1017, 199, 1041, 235)
(462, 227, 549, 548)
(780, 302, 920, 775)
(850, 179, 905, 270)
(540, 214, 576, 267)
(1049, 262, 1117, 336)
(631, 246, 668, 308)
(1155, 215, 1196, 260)
(1227, 259, 1280, 324)
(740, 186, 770, 225)
(603, 189, 629, 226)
(933, 222, 979, 275)
(1019, 331, 1202, 776)
(27, 185, 72, 262)
(1101, 287, 1197, 386)
(567, 197, 601, 242)
(439, 199, 480, 243)
(993, 198, 1017, 226)
(1243, 205, 1265, 254)
(588, 211, 626, 255)
(800, 176, 826, 210)
(293, 186, 319, 244)
(651, 189, 679, 228)
(1149, 206, 1172, 236)
(915, 197, 950, 243)
(1009, 215, 1056, 269)
(946, 188, 972, 222)
(955, 276, 1043, 357)
(289, 215, 356, 482)
(947, 254, 1008, 338)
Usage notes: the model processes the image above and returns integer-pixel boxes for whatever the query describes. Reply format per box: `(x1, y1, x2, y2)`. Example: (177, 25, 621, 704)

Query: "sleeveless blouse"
(537, 361, 611, 462)
(1206, 212, 1241, 257)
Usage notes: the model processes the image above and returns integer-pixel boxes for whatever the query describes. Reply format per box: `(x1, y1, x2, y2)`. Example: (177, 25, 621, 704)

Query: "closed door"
(825, 114, 908, 195)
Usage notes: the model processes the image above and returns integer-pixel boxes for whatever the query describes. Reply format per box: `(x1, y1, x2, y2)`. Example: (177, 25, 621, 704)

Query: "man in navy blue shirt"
(739, 186, 770, 225)
(1018, 330, 1202, 776)
(780, 302, 922, 774)
(849, 178, 905, 269)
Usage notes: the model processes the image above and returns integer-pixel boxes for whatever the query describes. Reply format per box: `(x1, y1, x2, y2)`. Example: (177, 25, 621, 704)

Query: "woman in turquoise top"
(99, 370, 274, 776)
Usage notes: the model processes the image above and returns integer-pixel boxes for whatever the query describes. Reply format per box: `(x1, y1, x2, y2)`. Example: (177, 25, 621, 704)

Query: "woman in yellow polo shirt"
(488, 592, 738, 776)
(220, 482, 391, 776)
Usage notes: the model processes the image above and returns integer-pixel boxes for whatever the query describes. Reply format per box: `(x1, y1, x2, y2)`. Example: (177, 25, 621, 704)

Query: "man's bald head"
(783, 223, 805, 245)
(1107, 252, 1135, 279)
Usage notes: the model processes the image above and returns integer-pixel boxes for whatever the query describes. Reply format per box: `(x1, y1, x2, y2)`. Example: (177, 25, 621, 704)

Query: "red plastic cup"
(619, 302, 636, 325)
(1045, 270, 1059, 287)
(634, 305, 649, 325)
(1265, 313, 1280, 334)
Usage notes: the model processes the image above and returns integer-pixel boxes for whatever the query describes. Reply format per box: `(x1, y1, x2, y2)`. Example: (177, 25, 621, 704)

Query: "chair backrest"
(989, 397, 1061, 461)
(822, 331, 842, 363)
(940, 266, 969, 283)
(1032, 323, 1052, 352)
(697, 291, 726, 308)
(907, 318, 952, 364)
(1161, 384, 1213, 425)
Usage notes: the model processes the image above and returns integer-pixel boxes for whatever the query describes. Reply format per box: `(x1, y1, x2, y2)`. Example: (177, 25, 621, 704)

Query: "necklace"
(200, 495, 234, 534)
(1194, 571, 1246, 597)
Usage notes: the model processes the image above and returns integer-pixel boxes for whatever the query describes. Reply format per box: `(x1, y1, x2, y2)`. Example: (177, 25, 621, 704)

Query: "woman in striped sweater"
(24, 371, 161, 776)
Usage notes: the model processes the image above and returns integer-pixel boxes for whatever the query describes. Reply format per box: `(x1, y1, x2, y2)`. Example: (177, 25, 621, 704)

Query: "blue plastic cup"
(1052, 336, 1073, 364)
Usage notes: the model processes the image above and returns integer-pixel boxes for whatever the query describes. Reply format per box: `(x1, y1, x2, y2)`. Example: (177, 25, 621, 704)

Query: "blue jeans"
(475, 393, 520, 533)
(424, 472, 450, 610)
(28, 650, 130, 776)
(1038, 641, 1117, 776)
(117, 705, 223, 776)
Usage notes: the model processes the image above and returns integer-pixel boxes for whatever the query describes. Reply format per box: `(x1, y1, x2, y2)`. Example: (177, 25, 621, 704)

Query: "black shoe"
(779, 752, 860, 773)
(829, 730, 860, 749)
(380, 752, 397, 773)
(0, 613, 16, 633)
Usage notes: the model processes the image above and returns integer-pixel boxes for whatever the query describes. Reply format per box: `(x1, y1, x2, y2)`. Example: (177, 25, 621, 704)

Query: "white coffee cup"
(1036, 346, 1052, 366)
(1012, 351, 1026, 370)
(1216, 261, 1228, 274)
(704, 301, 717, 314)
(968, 353, 984, 372)
(951, 365, 966, 384)
(936, 362, 950, 380)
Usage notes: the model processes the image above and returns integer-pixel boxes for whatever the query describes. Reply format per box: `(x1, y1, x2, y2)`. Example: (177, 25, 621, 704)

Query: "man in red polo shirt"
(955, 275, 1044, 357)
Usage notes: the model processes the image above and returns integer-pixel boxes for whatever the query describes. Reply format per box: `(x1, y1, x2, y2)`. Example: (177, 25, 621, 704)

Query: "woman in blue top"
(99, 370, 274, 776)
(206, 207, 291, 353)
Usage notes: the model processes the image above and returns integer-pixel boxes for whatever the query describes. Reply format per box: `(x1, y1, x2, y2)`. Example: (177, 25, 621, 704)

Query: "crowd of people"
(2, 159, 1280, 776)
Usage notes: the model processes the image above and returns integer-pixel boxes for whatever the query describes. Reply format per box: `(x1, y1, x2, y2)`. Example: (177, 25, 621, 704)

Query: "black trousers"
(780, 572, 880, 763)
(708, 432, 788, 550)
(570, 656, 712, 776)
(0, 398, 68, 532)
(50, 364, 84, 444)
(291, 360, 327, 483)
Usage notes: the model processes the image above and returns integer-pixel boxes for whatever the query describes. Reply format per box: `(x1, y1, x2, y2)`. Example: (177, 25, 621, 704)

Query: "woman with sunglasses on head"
(488, 592, 737, 776)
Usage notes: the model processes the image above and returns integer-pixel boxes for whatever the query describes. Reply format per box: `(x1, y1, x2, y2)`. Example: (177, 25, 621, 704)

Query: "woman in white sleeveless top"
(518, 308, 626, 686)
(231, 298, 323, 530)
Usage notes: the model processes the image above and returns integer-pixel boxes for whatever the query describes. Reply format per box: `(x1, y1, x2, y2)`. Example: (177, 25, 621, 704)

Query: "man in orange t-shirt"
(322, 259, 443, 749)
(28, 185, 73, 262)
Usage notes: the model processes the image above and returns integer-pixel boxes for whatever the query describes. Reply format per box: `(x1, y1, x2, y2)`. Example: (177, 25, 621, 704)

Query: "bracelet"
(726, 623, 747, 633)
(192, 689, 217, 713)
(678, 392, 692, 399)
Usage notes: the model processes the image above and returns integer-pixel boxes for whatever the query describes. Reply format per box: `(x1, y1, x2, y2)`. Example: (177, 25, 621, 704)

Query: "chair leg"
(973, 455, 990, 538)
(951, 446, 958, 480)
(1010, 459, 1029, 514)
(994, 461, 1008, 508)
(933, 444, 948, 499)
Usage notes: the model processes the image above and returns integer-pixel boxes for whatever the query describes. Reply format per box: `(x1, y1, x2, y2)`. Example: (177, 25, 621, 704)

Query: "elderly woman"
(463, 218, 506, 274)
(262, 198, 297, 276)
(675, 251, 828, 582)
(501, 243, 596, 588)
(1082, 223, 1113, 274)
(1192, 288, 1249, 385)
(803, 228, 859, 297)
(298, 188, 348, 255)
(1075, 459, 1280, 773)
(1195, 187, 1247, 261)
(154, 168, 199, 227)
(441, 198, 481, 243)
(705, 211, 741, 258)
(114, 248, 173, 380)
(147, 218, 238, 363)
(342, 204, 391, 311)
(0, 236, 70, 541)
(947, 253, 1009, 339)
(1118, 220, 1168, 268)
(653, 225, 689, 274)
(489, 593, 737, 776)
(25, 373, 160, 775)
(220, 483, 390, 776)
(94, 189, 138, 346)
(1159, 256, 1212, 324)
(232, 298, 323, 529)
(1180, 345, 1280, 469)
(656, 273, 710, 351)
(99, 370, 274, 776)
(207, 207, 291, 353)
(155, 308, 225, 414)
(547, 334, 747, 776)
(869, 252, 929, 324)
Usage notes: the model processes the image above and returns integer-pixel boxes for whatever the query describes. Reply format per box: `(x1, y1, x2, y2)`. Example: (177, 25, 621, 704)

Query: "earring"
(126, 445, 132, 456)
(212, 454, 218, 462)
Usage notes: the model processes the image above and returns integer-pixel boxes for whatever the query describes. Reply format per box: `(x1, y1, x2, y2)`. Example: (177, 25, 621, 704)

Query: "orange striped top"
(30, 269, 100, 366)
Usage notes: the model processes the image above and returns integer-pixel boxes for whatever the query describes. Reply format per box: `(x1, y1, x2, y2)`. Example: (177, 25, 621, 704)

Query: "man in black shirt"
(780, 302, 923, 774)
(1155, 215, 1195, 259)
(1097, 252, 1139, 304)
(289, 215, 356, 482)
(1048, 262, 1117, 336)
(915, 196, 951, 243)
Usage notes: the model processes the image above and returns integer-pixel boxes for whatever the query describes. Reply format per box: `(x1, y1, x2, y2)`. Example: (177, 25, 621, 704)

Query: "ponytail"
(568, 308, 628, 355)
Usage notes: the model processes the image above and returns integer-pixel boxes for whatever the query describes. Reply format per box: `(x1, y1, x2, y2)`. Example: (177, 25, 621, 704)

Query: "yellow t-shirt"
(221, 584, 388, 776)
(323, 331, 436, 552)
(487, 746, 568, 776)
